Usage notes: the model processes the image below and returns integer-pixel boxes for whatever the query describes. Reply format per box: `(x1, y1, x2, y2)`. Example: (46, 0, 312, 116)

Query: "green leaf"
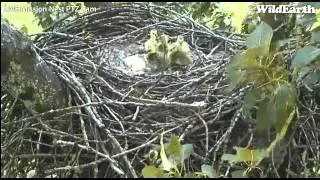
(256, 99, 275, 133)
(256, 100, 269, 132)
(246, 22, 273, 55)
(142, 166, 164, 178)
(226, 48, 262, 91)
(166, 135, 182, 160)
(273, 83, 296, 134)
(181, 144, 193, 161)
(237, 48, 263, 69)
(227, 66, 246, 91)
(291, 46, 320, 69)
(233, 147, 267, 163)
(311, 31, 320, 44)
(274, 83, 296, 109)
(311, 21, 320, 31)
(221, 154, 237, 163)
(222, 147, 268, 164)
(201, 164, 216, 178)
(231, 170, 247, 178)
(242, 90, 262, 118)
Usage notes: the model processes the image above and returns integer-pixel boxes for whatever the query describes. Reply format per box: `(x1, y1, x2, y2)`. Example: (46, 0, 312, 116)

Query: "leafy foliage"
(296, 3, 320, 31)
(245, 22, 273, 54)
(1, 2, 43, 35)
(184, 3, 234, 32)
(221, 147, 268, 164)
(142, 166, 164, 178)
(221, 147, 268, 177)
(184, 2, 253, 33)
(291, 46, 320, 69)
(226, 22, 301, 171)
(201, 164, 217, 178)
(29, 2, 86, 30)
(141, 134, 214, 178)
(225, 2, 320, 175)
(273, 83, 296, 133)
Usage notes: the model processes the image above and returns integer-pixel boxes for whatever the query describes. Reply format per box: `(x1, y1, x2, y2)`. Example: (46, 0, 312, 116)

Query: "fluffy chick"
(145, 30, 171, 72)
(144, 29, 159, 53)
(168, 35, 193, 67)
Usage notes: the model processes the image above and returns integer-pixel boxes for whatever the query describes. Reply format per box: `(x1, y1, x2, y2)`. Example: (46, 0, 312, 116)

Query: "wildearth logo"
(256, 5, 315, 14)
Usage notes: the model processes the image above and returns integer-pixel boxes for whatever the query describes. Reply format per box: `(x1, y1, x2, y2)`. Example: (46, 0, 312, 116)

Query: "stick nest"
(1, 2, 319, 178)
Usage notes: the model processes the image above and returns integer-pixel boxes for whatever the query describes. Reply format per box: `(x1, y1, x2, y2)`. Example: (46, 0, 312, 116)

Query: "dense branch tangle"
(3, 2, 318, 178)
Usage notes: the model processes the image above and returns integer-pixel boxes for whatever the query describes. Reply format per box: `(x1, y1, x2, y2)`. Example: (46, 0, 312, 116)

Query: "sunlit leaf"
(311, 21, 320, 31)
(221, 154, 237, 163)
(160, 134, 174, 171)
(274, 107, 296, 143)
(181, 144, 193, 161)
(273, 83, 296, 133)
(311, 31, 320, 44)
(222, 147, 268, 164)
(142, 166, 164, 178)
(231, 170, 248, 178)
(237, 48, 262, 69)
(234, 147, 267, 163)
(227, 66, 246, 91)
(1, 2, 43, 36)
(291, 46, 320, 69)
(226, 47, 262, 91)
(255, 98, 276, 134)
(220, 2, 253, 33)
(166, 135, 182, 161)
(201, 164, 216, 178)
(246, 22, 273, 55)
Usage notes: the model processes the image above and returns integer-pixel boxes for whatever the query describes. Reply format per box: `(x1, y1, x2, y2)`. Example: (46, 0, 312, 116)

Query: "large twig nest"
(30, 3, 246, 177)
(7, 2, 318, 178)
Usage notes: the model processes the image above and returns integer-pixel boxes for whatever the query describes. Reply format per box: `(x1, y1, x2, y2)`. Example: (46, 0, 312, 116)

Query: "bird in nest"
(144, 29, 171, 72)
(168, 35, 193, 68)
(144, 29, 159, 54)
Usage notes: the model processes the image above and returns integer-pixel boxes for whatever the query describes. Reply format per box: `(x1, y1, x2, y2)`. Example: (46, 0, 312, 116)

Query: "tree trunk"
(1, 19, 66, 114)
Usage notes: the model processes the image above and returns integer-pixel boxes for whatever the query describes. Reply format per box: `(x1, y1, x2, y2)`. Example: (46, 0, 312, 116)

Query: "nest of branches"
(1, 2, 319, 178)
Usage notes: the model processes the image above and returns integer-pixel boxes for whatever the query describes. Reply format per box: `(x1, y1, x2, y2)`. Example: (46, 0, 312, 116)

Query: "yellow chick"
(169, 35, 193, 66)
(145, 30, 171, 72)
(145, 51, 168, 72)
(144, 29, 159, 53)
(158, 34, 171, 67)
